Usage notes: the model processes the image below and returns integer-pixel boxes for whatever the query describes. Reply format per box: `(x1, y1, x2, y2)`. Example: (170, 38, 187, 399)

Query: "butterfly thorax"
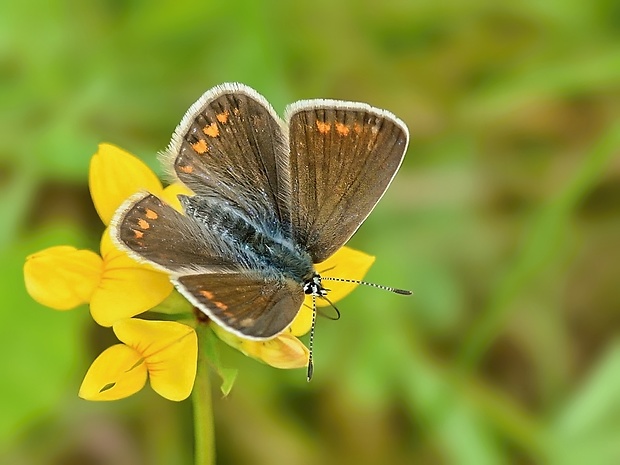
(181, 195, 315, 283)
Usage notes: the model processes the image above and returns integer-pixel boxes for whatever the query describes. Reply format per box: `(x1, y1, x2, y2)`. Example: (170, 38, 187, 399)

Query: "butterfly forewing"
(165, 83, 293, 238)
(174, 273, 304, 339)
(285, 102, 409, 263)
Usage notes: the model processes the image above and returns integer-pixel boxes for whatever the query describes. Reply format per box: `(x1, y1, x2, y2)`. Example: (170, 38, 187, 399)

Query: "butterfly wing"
(174, 272, 304, 339)
(163, 82, 293, 238)
(111, 193, 240, 273)
(285, 100, 409, 263)
(113, 194, 304, 338)
(113, 86, 408, 341)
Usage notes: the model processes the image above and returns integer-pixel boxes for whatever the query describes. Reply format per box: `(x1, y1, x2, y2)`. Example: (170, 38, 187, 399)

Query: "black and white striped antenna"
(306, 277, 411, 381)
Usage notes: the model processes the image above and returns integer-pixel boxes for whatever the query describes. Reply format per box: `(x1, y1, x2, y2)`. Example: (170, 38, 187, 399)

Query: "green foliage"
(0, 226, 88, 449)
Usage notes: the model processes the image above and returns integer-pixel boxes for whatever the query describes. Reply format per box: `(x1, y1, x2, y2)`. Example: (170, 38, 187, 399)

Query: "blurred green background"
(2, 0, 620, 464)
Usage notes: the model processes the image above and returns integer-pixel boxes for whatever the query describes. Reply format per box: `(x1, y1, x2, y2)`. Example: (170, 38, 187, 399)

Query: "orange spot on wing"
(214, 301, 228, 311)
(191, 139, 208, 154)
(200, 290, 215, 299)
(316, 120, 331, 134)
(132, 229, 144, 239)
(216, 111, 229, 123)
(353, 123, 362, 134)
(179, 164, 194, 174)
(145, 208, 158, 220)
(137, 219, 150, 229)
(203, 122, 219, 138)
(335, 122, 350, 136)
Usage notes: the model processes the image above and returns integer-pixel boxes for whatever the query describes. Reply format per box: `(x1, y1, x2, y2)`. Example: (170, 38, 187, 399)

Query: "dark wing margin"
(174, 273, 304, 339)
(162, 83, 293, 238)
(285, 100, 409, 263)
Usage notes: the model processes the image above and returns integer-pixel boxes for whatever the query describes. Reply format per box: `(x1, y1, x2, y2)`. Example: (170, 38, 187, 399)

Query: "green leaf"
(217, 368, 238, 397)
(199, 325, 238, 397)
(549, 341, 620, 465)
(0, 164, 38, 249)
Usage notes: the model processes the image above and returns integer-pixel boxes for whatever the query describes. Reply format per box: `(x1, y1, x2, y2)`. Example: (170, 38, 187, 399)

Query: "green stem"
(193, 324, 215, 465)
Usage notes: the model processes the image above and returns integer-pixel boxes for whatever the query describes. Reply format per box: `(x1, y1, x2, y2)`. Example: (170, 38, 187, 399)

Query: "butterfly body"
(111, 82, 408, 343)
(179, 194, 315, 284)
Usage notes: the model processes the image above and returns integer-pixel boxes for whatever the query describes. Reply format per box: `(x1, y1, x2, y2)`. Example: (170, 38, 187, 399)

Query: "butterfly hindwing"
(174, 272, 305, 339)
(285, 101, 409, 263)
(111, 193, 238, 273)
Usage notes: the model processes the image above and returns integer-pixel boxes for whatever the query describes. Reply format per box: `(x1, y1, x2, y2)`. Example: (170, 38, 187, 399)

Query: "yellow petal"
(78, 344, 147, 401)
(90, 230, 172, 327)
(241, 334, 309, 369)
(24, 246, 103, 310)
(309, 246, 376, 307)
(114, 319, 197, 401)
(89, 143, 163, 225)
(211, 324, 308, 370)
(209, 323, 244, 351)
(288, 305, 312, 336)
(161, 182, 194, 212)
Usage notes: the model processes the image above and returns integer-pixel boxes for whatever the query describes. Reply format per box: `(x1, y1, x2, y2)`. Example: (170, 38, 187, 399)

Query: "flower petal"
(210, 323, 245, 352)
(288, 305, 312, 336)
(161, 183, 194, 212)
(78, 344, 147, 401)
(211, 324, 309, 369)
(90, 230, 172, 327)
(245, 334, 309, 369)
(113, 319, 198, 401)
(24, 246, 103, 310)
(89, 143, 163, 225)
(310, 246, 376, 307)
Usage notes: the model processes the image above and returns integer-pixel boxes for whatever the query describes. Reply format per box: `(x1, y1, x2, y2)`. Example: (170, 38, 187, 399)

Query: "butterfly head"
(302, 273, 328, 298)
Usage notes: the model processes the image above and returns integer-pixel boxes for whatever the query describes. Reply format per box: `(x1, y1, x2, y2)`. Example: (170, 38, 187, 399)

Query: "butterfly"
(111, 83, 410, 379)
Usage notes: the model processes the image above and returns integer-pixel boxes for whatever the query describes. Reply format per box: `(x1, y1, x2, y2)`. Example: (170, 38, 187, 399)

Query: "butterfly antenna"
(321, 277, 412, 295)
(307, 295, 317, 382)
(319, 295, 341, 320)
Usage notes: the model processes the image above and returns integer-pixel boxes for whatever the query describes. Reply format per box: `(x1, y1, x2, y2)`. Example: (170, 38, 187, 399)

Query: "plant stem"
(193, 324, 215, 465)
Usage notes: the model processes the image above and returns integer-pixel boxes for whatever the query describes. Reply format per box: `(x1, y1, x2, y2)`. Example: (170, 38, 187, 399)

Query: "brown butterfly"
(111, 83, 410, 379)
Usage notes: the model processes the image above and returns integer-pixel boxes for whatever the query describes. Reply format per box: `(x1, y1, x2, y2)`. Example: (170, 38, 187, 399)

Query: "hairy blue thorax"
(180, 194, 314, 282)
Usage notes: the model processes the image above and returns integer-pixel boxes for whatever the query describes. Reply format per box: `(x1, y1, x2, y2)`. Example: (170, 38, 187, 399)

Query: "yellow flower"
(24, 143, 189, 326)
(24, 143, 196, 401)
(24, 232, 171, 327)
(24, 143, 376, 400)
(79, 319, 197, 401)
(24, 246, 103, 310)
(300, 246, 376, 332)
(212, 323, 309, 369)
